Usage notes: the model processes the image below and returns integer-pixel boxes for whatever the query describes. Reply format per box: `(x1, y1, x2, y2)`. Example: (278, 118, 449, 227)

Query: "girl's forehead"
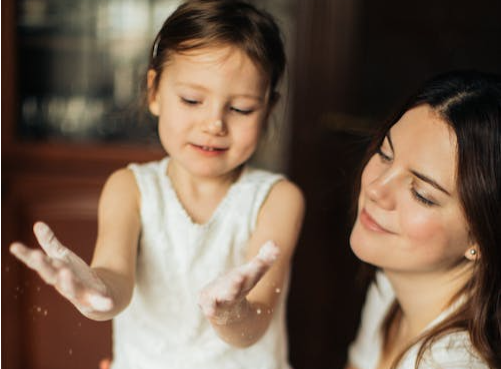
(167, 44, 250, 67)
(161, 46, 270, 92)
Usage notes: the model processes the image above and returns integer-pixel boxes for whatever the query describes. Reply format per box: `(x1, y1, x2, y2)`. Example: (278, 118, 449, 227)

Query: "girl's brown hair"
(147, 0, 286, 106)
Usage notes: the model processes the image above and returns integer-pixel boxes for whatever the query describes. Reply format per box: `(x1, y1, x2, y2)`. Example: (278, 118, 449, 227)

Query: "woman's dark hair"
(147, 0, 286, 106)
(357, 70, 501, 368)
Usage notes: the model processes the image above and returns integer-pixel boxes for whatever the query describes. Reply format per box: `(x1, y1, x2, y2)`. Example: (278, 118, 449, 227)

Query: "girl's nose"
(203, 119, 226, 135)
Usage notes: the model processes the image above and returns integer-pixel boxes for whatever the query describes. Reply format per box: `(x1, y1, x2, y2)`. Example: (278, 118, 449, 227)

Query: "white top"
(348, 272, 489, 369)
(111, 157, 291, 369)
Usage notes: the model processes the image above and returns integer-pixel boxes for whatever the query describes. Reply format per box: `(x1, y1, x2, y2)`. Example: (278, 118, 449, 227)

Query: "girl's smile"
(147, 45, 270, 180)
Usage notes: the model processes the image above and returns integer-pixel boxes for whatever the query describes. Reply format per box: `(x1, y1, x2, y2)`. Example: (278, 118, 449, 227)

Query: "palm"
(198, 241, 279, 323)
(10, 222, 113, 314)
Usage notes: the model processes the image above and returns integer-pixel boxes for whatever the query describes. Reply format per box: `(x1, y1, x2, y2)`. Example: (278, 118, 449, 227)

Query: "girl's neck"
(167, 159, 242, 194)
(384, 263, 472, 339)
(166, 159, 243, 224)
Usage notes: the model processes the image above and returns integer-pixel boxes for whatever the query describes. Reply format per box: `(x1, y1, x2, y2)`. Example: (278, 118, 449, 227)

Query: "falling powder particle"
(69, 349, 73, 356)
(44, 310, 48, 316)
(37, 306, 42, 313)
(256, 308, 262, 315)
(275, 288, 281, 293)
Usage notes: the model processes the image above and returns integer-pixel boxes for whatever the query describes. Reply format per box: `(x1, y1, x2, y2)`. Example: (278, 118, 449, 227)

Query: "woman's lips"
(359, 208, 393, 234)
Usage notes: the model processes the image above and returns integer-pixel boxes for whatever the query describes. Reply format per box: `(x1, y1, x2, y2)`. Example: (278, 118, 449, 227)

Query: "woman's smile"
(359, 208, 394, 234)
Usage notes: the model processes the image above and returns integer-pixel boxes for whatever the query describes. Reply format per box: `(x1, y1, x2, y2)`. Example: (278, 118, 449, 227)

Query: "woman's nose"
(365, 169, 397, 210)
(203, 119, 227, 135)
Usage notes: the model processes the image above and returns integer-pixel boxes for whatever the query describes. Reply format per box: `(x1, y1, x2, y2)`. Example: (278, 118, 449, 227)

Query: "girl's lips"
(190, 143, 228, 156)
(359, 208, 393, 234)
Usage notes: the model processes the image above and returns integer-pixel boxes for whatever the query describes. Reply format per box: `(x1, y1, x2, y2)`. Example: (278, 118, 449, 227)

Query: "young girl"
(9, 1, 305, 368)
(346, 70, 500, 369)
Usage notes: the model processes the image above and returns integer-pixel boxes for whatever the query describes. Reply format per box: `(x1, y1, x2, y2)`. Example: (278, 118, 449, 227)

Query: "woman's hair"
(358, 70, 501, 368)
(147, 0, 286, 106)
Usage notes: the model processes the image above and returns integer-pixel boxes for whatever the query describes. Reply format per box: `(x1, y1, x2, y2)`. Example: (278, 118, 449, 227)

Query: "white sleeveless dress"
(111, 157, 291, 369)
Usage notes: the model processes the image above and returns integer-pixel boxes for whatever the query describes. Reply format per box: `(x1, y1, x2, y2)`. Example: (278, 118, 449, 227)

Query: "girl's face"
(148, 45, 271, 179)
(350, 105, 475, 275)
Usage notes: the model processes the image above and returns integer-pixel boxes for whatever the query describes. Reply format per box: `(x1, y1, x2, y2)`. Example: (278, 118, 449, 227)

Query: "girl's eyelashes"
(230, 106, 254, 115)
(179, 96, 254, 115)
(180, 97, 200, 105)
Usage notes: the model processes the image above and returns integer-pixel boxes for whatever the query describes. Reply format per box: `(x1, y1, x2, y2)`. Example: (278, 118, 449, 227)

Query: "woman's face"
(350, 105, 475, 275)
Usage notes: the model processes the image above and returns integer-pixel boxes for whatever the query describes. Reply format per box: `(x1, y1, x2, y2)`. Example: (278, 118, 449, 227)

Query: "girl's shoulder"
(242, 166, 303, 198)
(243, 167, 304, 210)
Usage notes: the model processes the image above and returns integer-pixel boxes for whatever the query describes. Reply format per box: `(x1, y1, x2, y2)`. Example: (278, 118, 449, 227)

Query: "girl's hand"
(198, 241, 280, 325)
(9, 221, 113, 315)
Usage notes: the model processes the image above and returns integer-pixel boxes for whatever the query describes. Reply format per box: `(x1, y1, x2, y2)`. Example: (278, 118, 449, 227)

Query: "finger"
(57, 268, 78, 300)
(218, 272, 245, 301)
(56, 269, 113, 312)
(33, 222, 68, 259)
(256, 240, 280, 265)
(198, 294, 217, 317)
(86, 293, 114, 312)
(238, 241, 280, 292)
(10, 243, 59, 284)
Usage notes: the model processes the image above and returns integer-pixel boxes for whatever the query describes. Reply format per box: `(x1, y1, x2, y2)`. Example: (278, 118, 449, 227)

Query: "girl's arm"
(9, 168, 141, 321)
(198, 179, 305, 347)
(88, 167, 141, 320)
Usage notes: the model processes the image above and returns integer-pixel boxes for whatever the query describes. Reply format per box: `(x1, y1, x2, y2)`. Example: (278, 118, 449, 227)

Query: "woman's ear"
(147, 69, 160, 116)
(464, 245, 480, 261)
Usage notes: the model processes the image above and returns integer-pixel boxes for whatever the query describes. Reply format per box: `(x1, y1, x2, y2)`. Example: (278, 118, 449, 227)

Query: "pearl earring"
(469, 249, 477, 256)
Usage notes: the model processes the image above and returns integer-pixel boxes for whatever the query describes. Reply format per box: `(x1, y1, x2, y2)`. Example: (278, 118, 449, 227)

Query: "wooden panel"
(2, 174, 112, 369)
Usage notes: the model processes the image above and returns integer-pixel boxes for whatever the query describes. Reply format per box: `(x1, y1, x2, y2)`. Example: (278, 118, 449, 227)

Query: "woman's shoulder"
(418, 330, 490, 369)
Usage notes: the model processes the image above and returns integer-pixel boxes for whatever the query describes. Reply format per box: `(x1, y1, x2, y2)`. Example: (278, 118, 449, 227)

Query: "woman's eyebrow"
(410, 170, 451, 196)
(386, 131, 394, 152)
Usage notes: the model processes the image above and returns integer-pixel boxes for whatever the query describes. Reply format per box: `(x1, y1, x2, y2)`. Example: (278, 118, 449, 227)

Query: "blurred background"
(2, 0, 501, 368)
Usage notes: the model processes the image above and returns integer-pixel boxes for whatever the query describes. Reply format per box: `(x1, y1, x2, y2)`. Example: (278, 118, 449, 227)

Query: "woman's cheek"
(400, 207, 444, 244)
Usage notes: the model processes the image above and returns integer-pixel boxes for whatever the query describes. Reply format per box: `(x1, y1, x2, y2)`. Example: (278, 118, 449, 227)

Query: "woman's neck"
(384, 263, 472, 339)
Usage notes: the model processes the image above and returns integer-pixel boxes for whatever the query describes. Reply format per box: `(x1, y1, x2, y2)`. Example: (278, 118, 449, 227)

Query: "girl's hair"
(147, 0, 286, 105)
(357, 70, 501, 368)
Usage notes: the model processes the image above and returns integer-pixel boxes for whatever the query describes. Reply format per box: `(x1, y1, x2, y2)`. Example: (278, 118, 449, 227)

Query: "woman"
(346, 70, 501, 369)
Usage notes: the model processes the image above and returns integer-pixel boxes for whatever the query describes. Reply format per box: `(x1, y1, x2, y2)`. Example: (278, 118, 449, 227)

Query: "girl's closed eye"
(180, 97, 201, 106)
(230, 106, 254, 115)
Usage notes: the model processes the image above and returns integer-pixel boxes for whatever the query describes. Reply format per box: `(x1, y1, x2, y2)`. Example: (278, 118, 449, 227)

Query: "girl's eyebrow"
(175, 82, 265, 101)
(410, 170, 451, 196)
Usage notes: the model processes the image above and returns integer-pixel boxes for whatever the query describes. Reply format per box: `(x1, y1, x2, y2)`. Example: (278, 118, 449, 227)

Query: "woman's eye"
(180, 97, 199, 105)
(230, 106, 253, 115)
(376, 147, 392, 162)
(411, 188, 436, 206)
